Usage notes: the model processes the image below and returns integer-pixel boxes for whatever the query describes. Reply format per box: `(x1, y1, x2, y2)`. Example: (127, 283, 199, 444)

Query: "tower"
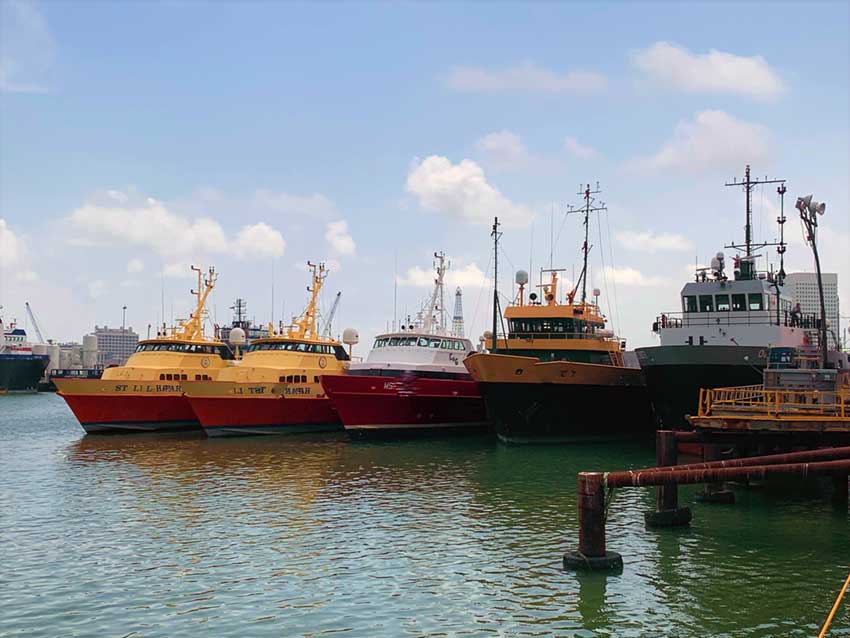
(452, 287, 464, 337)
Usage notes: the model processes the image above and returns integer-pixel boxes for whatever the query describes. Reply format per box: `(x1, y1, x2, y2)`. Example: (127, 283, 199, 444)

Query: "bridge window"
(429, 338, 441, 348)
(715, 294, 730, 312)
(699, 295, 714, 312)
(732, 294, 746, 311)
(683, 296, 698, 313)
(389, 337, 400, 346)
(417, 337, 429, 347)
(748, 294, 764, 311)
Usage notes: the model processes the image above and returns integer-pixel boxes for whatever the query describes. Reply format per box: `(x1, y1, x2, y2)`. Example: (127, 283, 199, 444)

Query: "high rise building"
(784, 272, 840, 348)
(452, 287, 465, 337)
(93, 325, 139, 366)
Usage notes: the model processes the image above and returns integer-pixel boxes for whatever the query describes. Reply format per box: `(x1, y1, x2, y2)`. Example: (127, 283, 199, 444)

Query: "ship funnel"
(515, 270, 529, 286)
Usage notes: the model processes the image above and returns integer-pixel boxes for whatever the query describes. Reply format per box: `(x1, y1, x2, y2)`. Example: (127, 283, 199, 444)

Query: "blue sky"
(1, 0, 848, 349)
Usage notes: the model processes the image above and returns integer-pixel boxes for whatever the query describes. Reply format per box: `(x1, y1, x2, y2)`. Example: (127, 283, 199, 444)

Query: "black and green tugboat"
(636, 166, 816, 428)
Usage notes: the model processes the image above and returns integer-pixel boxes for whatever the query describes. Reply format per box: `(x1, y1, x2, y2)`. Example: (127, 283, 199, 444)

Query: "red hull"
(58, 392, 198, 433)
(321, 373, 488, 435)
(186, 395, 342, 437)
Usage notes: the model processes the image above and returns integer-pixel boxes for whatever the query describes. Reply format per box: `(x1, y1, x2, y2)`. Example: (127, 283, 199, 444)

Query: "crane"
(323, 292, 342, 337)
(25, 302, 46, 344)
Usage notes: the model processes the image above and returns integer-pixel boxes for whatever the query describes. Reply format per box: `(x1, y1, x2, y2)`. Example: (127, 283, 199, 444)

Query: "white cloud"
(126, 258, 145, 273)
(68, 190, 287, 268)
(603, 266, 668, 287)
(564, 136, 597, 159)
(233, 222, 286, 259)
(398, 262, 489, 290)
(476, 131, 530, 170)
(0, 218, 37, 281)
(632, 42, 784, 99)
(324, 220, 355, 256)
(630, 110, 771, 173)
(0, 0, 55, 93)
(406, 155, 534, 227)
(616, 230, 693, 253)
(87, 280, 106, 299)
(446, 63, 607, 94)
(253, 190, 337, 219)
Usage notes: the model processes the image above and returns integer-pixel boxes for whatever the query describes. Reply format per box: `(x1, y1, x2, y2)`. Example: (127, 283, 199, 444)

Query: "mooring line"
(819, 569, 850, 637)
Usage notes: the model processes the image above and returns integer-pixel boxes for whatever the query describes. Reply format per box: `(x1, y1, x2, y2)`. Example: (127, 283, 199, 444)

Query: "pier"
(564, 430, 850, 571)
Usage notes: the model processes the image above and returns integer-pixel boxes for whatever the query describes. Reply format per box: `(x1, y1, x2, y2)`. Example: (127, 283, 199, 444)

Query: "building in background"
(785, 272, 840, 349)
(93, 325, 139, 366)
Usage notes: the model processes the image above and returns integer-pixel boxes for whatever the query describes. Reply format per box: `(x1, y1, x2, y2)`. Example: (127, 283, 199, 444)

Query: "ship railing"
(653, 311, 819, 333)
(50, 368, 104, 380)
(506, 332, 621, 342)
(698, 385, 850, 419)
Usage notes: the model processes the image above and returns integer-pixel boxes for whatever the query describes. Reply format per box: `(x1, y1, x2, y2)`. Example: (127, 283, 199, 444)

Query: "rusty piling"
(563, 472, 623, 571)
(645, 430, 692, 528)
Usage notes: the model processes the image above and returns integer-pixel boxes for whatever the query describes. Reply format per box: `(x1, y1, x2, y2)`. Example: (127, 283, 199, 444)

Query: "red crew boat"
(321, 252, 488, 437)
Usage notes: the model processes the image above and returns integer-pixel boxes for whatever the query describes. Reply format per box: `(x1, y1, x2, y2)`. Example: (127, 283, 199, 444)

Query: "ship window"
(683, 296, 698, 313)
(181, 374, 187, 380)
(732, 294, 746, 311)
(166, 373, 173, 380)
(440, 340, 449, 349)
(716, 294, 730, 311)
(698, 295, 714, 312)
(196, 374, 202, 380)
(286, 375, 293, 383)
(314, 376, 319, 383)
(389, 337, 400, 346)
(333, 345, 350, 361)
(429, 338, 441, 348)
(748, 294, 764, 311)
(296, 343, 307, 352)
(418, 337, 429, 347)
(160, 374, 165, 380)
(301, 375, 307, 383)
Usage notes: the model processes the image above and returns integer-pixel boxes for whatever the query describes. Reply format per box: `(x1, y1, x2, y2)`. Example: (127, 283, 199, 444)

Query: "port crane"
(25, 302, 46, 344)
(323, 292, 342, 337)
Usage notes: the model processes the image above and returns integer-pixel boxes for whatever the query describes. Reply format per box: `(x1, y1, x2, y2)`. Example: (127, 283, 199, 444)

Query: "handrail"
(653, 310, 819, 332)
(699, 385, 850, 419)
(506, 332, 620, 342)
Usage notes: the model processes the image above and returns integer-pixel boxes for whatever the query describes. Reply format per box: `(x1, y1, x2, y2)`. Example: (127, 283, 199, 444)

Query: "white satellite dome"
(228, 327, 246, 345)
(515, 270, 529, 286)
(342, 328, 359, 346)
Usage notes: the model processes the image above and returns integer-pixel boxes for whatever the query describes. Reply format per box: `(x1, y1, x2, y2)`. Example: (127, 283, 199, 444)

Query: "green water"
(1, 394, 848, 637)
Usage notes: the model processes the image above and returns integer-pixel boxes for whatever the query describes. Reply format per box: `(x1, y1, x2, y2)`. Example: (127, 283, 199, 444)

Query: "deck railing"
(653, 310, 819, 332)
(698, 385, 850, 419)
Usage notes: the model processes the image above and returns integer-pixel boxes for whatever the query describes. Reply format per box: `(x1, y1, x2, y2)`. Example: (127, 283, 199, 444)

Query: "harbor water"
(2, 394, 848, 637)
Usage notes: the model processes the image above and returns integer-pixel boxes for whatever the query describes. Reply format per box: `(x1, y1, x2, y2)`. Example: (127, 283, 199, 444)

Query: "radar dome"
(482, 330, 493, 341)
(228, 327, 246, 345)
(515, 270, 529, 286)
(592, 288, 601, 298)
(342, 328, 359, 346)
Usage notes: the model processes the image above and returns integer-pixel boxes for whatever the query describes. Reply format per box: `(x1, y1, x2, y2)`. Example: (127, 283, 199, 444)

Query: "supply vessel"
(0, 318, 49, 393)
(321, 252, 487, 436)
(465, 187, 652, 443)
(182, 262, 350, 437)
(53, 266, 235, 433)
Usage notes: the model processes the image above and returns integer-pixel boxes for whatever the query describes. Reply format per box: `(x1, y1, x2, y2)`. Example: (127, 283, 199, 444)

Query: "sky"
(1, 0, 848, 351)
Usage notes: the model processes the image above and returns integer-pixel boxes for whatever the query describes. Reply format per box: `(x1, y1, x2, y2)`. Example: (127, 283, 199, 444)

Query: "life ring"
(318, 356, 327, 369)
(757, 349, 766, 359)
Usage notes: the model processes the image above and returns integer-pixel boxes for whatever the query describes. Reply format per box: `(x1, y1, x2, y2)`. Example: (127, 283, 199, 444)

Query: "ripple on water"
(1, 394, 848, 637)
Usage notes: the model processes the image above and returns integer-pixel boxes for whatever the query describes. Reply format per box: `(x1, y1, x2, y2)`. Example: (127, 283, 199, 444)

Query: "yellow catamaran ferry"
(182, 262, 351, 437)
(54, 266, 235, 433)
(464, 198, 652, 443)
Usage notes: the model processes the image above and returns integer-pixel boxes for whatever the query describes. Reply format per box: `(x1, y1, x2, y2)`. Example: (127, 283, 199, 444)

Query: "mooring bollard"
(645, 430, 692, 528)
(563, 472, 623, 571)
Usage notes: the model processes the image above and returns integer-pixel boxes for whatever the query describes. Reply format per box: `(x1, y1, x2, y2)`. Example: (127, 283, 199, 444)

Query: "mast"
(491, 217, 501, 351)
(422, 252, 448, 335)
(288, 261, 327, 340)
(452, 287, 465, 337)
(176, 265, 216, 341)
(567, 183, 605, 304)
(724, 165, 786, 265)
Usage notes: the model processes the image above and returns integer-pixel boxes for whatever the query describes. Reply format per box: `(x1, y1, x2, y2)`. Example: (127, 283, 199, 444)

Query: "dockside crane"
(25, 302, 46, 344)
(323, 292, 342, 337)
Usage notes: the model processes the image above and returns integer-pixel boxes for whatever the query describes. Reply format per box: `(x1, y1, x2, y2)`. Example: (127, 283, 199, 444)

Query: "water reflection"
(2, 395, 848, 637)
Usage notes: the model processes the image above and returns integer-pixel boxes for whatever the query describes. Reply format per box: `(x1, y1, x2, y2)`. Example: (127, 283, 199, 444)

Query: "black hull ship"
(465, 188, 653, 443)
